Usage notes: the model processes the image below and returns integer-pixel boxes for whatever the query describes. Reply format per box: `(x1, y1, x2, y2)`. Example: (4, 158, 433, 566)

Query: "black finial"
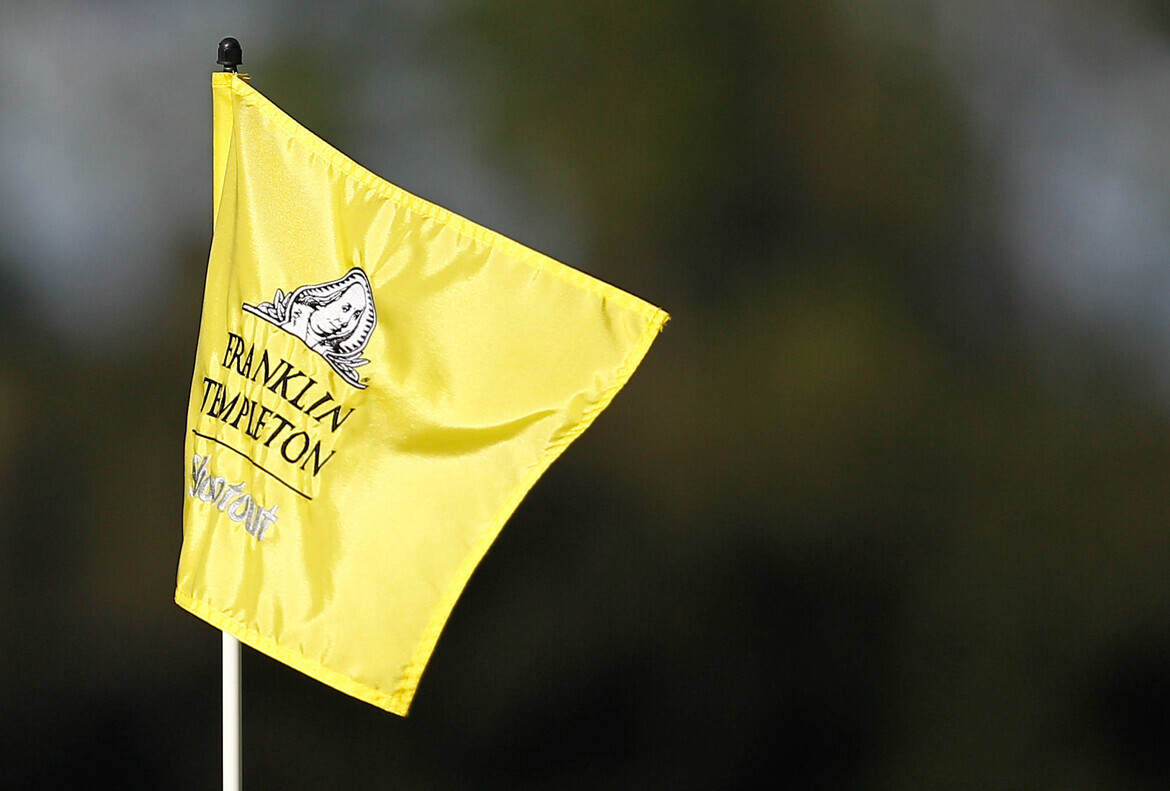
(217, 37, 242, 72)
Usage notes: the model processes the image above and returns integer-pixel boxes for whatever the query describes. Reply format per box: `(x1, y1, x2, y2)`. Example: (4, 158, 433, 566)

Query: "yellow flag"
(175, 73, 668, 714)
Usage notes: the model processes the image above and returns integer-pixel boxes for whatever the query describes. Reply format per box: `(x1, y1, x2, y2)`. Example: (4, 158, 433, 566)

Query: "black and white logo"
(244, 268, 377, 389)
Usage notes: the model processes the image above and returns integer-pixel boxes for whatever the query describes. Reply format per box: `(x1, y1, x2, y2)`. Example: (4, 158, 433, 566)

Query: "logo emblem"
(244, 268, 377, 389)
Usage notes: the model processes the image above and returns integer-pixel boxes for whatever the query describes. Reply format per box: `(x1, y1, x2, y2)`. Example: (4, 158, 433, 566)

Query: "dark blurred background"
(4, 0, 1170, 788)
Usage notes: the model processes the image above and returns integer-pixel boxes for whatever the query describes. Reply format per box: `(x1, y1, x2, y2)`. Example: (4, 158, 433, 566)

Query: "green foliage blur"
(2, 1, 1169, 788)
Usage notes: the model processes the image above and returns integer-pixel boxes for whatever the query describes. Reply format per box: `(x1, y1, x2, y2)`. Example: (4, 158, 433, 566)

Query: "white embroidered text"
(189, 453, 279, 541)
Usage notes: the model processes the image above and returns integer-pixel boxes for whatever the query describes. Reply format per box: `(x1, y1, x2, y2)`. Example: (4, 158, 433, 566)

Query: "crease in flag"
(175, 72, 668, 714)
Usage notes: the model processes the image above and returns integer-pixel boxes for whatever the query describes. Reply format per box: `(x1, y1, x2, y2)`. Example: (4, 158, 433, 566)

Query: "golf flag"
(175, 73, 667, 714)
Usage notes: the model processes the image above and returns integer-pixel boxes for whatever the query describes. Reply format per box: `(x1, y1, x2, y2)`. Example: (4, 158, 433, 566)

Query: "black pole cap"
(217, 37, 242, 72)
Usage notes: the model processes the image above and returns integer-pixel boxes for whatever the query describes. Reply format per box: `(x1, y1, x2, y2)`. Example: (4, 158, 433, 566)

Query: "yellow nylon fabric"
(175, 73, 668, 714)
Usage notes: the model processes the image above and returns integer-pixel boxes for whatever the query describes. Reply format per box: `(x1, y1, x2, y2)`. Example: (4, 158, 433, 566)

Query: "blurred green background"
(3, 0, 1170, 788)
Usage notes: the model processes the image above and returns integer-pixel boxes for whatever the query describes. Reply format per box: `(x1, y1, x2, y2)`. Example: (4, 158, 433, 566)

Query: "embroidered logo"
(244, 268, 377, 389)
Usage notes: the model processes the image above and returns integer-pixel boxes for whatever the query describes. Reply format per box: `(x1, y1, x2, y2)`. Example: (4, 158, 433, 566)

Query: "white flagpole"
(223, 632, 241, 791)
(214, 38, 245, 791)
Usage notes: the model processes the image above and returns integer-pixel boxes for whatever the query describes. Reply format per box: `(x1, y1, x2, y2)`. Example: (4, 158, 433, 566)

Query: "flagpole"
(214, 37, 244, 791)
(223, 632, 242, 791)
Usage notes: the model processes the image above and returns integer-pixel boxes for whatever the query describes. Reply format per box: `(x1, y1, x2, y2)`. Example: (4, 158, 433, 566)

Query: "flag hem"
(175, 587, 412, 715)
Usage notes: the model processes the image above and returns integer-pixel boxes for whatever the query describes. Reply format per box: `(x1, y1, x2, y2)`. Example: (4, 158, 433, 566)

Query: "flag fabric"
(175, 73, 668, 714)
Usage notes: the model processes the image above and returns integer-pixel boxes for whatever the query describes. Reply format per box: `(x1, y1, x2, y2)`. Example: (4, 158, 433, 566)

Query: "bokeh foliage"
(2, 1, 1169, 788)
